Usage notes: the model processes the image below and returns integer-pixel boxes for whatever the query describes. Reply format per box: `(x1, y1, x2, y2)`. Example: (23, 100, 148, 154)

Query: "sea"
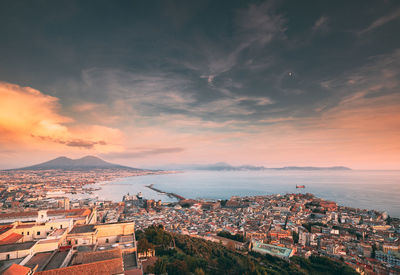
(78, 170, 400, 218)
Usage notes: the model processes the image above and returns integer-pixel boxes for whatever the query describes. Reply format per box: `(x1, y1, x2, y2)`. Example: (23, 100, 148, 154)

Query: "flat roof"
(0, 209, 90, 221)
(16, 223, 35, 229)
(69, 224, 95, 234)
(25, 252, 53, 270)
(43, 251, 69, 271)
(35, 258, 124, 275)
(49, 228, 66, 237)
(0, 241, 36, 253)
(71, 248, 121, 265)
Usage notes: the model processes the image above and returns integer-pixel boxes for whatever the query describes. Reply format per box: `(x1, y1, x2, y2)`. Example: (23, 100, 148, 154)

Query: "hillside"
(14, 155, 143, 171)
(136, 225, 358, 275)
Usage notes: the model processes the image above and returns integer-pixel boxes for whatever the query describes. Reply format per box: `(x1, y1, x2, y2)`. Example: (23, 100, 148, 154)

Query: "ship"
(296, 185, 305, 188)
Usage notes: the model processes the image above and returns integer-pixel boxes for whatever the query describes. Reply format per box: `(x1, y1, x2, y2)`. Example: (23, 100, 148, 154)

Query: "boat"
(296, 185, 305, 188)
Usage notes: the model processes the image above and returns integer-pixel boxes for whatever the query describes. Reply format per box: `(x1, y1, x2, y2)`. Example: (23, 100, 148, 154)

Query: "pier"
(146, 184, 185, 201)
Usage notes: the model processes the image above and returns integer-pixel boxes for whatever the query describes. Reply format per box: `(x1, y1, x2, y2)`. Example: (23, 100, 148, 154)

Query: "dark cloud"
(32, 135, 107, 149)
(1, 0, 399, 132)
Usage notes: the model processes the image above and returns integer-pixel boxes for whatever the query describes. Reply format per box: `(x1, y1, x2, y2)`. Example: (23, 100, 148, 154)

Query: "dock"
(146, 184, 185, 201)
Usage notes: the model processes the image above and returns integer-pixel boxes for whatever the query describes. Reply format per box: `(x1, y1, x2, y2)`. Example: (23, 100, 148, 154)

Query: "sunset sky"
(0, 0, 399, 169)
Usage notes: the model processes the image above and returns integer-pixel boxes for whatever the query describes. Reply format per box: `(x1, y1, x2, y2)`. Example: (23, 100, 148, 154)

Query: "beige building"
(65, 222, 135, 247)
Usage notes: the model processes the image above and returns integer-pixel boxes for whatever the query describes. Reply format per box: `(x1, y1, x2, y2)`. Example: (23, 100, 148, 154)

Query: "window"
(22, 232, 24, 235)
(68, 240, 71, 245)
(51, 226, 53, 230)
(75, 240, 78, 244)
(60, 225, 63, 229)
(6, 254, 10, 260)
(106, 238, 109, 243)
(27, 231, 30, 235)
(37, 231, 40, 236)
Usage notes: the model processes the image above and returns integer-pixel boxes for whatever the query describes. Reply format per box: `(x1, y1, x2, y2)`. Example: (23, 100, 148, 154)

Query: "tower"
(64, 197, 70, 210)
(37, 210, 48, 223)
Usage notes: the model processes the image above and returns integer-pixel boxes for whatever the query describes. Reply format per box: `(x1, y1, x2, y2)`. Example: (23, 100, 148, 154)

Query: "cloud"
(312, 16, 329, 32)
(236, 1, 287, 47)
(180, 1, 286, 84)
(77, 68, 274, 122)
(102, 147, 185, 159)
(32, 135, 107, 149)
(0, 82, 122, 152)
(0, 82, 70, 142)
(80, 68, 195, 113)
(321, 49, 400, 99)
(359, 7, 400, 34)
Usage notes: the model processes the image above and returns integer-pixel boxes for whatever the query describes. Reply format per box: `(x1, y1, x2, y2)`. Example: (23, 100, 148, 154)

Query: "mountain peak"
(14, 156, 142, 171)
(78, 155, 100, 160)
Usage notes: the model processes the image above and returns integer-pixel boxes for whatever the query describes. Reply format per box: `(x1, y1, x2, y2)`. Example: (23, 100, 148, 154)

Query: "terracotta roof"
(0, 211, 38, 219)
(35, 258, 124, 275)
(0, 233, 23, 245)
(3, 264, 31, 275)
(0, 225, 12, 234)
(71, 248, 122, 265)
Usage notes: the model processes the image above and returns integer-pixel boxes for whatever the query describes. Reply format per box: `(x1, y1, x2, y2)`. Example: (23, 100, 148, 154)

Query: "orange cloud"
(0, 82, 122, 153)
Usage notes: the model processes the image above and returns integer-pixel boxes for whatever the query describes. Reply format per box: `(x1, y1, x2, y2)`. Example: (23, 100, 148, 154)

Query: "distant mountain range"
(13, 156, 143, 171)
(9, 156, 351, 171)
(157, 162, 351, 171)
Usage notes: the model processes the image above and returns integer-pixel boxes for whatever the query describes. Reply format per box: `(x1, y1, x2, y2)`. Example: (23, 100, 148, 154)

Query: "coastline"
(79, 170, 400, 218)
(143, 184, 399, 220)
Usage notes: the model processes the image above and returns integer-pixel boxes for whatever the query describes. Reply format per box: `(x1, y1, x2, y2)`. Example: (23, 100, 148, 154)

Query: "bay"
(91, 170, 400, 218)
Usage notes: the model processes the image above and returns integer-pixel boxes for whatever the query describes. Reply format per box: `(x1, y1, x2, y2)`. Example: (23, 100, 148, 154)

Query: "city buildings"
(0, 169, 399, 274)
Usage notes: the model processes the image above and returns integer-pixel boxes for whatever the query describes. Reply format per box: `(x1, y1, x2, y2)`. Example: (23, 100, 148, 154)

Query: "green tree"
(166, 260, 188, 275)
(154, 258, 167, 274)
(137, 238, 154, 254)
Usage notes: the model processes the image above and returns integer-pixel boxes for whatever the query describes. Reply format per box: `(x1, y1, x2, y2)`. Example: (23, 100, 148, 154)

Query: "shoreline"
(144, 184, 399, 219)
(73, 170, 400, 218)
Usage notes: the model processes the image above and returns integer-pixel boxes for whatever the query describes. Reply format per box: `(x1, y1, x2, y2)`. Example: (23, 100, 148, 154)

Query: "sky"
(0, 0, 399, 169)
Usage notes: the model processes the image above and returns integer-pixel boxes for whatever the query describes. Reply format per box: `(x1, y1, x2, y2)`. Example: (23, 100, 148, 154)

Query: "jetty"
(146, 184, 185, 201)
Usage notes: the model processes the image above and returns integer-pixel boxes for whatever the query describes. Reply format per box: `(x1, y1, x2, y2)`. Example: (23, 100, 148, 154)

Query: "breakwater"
(146, 184, 185, 201)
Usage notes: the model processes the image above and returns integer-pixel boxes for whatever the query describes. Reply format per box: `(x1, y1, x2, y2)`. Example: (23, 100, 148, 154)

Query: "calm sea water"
(90, 170, 400, 218)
